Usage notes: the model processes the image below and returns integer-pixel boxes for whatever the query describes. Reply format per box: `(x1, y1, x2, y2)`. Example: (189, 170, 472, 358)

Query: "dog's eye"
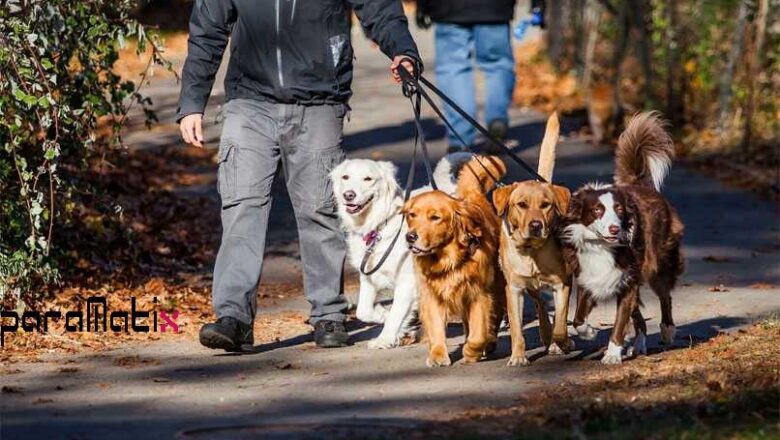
(341, 175, 349, 180)
(363, 176, 373, 182)
(614, 203, 623, 214)
(517, 201, 528, 209)
(429, 214, 441, 221)
(408, 212, 416, 219)
(540, 201, 551, 209)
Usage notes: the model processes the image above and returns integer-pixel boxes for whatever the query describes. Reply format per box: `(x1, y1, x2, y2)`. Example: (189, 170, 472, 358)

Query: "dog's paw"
(601, 353, 623, 365)
(426, 355, 452, 368)
(626, 332, 647, 358)
(356, 306, 387, 325)
(601, 341, 624, 365)
(576, 323, 598, 341)
(660, 323, 676, 345)
(506, 356, 530, 367)
(371, 305, 389, 323)
(548, 339, 574, 355)
(367, 336, 399, 350)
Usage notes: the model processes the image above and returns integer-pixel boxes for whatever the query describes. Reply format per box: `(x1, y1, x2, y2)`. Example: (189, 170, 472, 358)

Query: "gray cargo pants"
(212, 98, 347, 326)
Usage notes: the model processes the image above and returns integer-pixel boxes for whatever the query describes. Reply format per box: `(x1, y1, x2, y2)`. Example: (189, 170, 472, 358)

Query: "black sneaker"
(313, 320, 349, 348)
(199, 317, 254, 352)
(488, 119, 509, 140)
(483, 119, 509, 155)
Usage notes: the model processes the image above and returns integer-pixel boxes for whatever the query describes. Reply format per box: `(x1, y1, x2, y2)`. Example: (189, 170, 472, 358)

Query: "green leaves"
(0, 0, 171, 303)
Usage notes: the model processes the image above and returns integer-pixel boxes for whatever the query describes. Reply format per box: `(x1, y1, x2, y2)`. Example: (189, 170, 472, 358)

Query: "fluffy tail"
(615, 111, 675, 191)
(537, 112, 560, 181)
(456, 155, 507, 199)
(432, 152, 474, 195)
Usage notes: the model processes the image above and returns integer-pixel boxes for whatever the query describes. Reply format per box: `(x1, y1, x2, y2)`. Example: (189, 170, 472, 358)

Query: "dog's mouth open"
(344, 195, 374, 215)
(408, 245, 433, 256)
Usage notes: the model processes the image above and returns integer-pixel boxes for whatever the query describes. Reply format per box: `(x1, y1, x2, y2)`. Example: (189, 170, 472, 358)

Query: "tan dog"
(492, 113, 574, 366)
(404, 155, 507, 367)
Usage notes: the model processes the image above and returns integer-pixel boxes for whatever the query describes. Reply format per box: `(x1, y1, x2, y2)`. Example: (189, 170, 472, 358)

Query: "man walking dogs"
(178, 0, 420, 350)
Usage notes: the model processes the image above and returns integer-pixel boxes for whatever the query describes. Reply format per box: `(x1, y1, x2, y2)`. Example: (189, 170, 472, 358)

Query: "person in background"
(178, 0, 420, 351)
(417, 0, 518, 153)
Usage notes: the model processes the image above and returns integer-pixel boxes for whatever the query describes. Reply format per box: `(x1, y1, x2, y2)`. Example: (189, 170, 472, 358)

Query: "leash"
(359, 91, 424, 276)
(360, 61, 547, 276)
(398, 67, 547, 184)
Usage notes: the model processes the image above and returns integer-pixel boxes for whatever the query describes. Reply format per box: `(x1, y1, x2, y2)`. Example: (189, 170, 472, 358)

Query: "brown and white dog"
(492, 113, 574, 366)
(562, 112, 684, 364)
(404, 155, 507, 367)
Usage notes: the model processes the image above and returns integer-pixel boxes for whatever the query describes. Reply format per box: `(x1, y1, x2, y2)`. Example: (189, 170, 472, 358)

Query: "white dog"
(330, 153, 471, 348)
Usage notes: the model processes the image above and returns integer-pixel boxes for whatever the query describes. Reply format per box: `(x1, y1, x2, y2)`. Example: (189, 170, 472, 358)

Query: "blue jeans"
(434, 23, 516, 147)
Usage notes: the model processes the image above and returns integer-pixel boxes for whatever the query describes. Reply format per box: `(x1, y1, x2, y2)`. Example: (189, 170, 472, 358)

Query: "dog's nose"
(529, 220, 543, 234)
(608, 225, 621, 235)
(405, 232, 418, 243)
(343, 190, 356, 202)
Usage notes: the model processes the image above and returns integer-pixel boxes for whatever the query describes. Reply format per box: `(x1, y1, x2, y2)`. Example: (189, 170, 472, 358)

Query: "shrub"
(0, 0, 170, 305)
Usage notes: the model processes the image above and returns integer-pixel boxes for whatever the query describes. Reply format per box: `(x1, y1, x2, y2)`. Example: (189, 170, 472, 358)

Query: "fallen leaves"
(708, 284, 731, 292)
(448, 318, 780, 438)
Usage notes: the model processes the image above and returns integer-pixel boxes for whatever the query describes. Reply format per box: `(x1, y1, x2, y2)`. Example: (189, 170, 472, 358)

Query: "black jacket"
(177, 0, 420, 121)
(417, 0, 516, 25)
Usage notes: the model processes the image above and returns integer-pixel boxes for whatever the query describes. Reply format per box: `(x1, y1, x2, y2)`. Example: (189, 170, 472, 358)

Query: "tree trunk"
(630, 0, 654, 107)
(547, 0, 565, 69)
(583, 0, 603, 142)
(573, 0, 587, 80)
(610, 0, 630, 139)
(582, 0, 601, 92)
(742, 0, 769, 154)
(718, 0, 749, 135)
(665, 0, 682, 128)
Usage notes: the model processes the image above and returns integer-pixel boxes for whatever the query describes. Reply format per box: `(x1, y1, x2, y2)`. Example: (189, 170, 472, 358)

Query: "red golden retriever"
(403, 155, 507, 367)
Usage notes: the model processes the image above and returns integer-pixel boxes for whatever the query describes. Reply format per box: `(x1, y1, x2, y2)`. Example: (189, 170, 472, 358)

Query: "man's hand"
(390, 56, 417, 84)
(180, 113, 205, 148)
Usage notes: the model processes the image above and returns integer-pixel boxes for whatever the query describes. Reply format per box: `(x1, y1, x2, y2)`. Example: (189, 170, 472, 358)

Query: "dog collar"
(363, 230, 379, 247)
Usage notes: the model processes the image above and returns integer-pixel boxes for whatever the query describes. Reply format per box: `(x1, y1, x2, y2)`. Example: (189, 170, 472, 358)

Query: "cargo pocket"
(217, 143, 237, 207)
(315, 148, 346, 209)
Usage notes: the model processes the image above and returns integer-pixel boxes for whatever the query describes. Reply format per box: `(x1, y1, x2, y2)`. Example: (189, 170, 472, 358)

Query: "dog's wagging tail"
(614, 111, 675, 191)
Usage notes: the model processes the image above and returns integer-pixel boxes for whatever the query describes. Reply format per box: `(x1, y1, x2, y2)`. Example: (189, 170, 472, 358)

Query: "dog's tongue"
(346, 204, 360, 214)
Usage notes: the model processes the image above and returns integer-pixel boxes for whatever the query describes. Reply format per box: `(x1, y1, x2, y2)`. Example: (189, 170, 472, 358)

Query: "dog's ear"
(492, 184, 516, 216)
(455, 201, 483, 248)
(401, 199, 412, 216)
(621, 191, 639, 243)
(377, 161, 401, 197)
(551, 184, 571, 215)
(329, 160, 346, 182)
(378, 161, 398, 180)
(563, 191, 583, 224)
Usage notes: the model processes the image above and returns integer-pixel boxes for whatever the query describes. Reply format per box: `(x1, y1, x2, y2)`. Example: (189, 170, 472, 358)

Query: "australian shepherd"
(562, 112, 685, 364)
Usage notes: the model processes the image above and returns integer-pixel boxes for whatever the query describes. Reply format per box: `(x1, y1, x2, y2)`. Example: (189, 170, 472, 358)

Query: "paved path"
(2, 12, 779, 440)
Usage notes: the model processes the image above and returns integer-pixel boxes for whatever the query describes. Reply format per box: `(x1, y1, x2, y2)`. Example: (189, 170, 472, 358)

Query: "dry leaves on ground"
(445, 319, 780, 439)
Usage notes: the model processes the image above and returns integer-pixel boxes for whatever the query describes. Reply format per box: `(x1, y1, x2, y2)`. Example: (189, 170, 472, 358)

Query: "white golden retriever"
(330, 154, 471, 348)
